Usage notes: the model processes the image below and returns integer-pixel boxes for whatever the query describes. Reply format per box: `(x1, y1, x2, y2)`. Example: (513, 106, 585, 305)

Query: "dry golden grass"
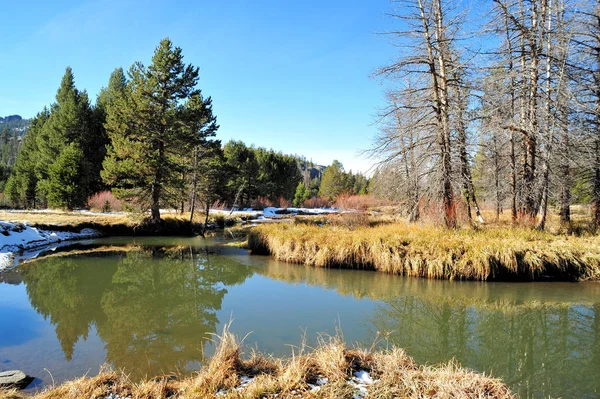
(0, 210, 132, 227)
(0, 210, 203, 235)
(248, 220, 600, 281)
(0, 326, 514, 399)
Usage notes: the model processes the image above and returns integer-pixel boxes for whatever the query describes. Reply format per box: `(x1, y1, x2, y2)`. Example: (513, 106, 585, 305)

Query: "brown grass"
(334, 194, 389, 211)
(0, 210, 131, 227)
(248, 221, 600, 281)
(0, 210, 205, 236)
(0, 325, 514, 399)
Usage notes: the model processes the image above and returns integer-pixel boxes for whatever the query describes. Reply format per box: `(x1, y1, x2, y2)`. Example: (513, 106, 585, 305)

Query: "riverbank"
(248, 221, 600, 281)
(0, 210, 205, 235)
(0, 221, 99, 272)
(0, 327, 514, 399)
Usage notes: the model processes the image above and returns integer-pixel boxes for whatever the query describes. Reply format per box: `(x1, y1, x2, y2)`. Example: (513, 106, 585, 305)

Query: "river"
(0, 236, 599, 398)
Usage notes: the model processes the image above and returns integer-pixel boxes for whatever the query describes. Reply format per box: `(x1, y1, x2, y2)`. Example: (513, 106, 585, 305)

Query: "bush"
(277, 196, 291, 208)
(250, 196, 275, 210)
(327, 212, 371, 229)
(302, 196, 332, 209)
(88, 191, 123, 212)
(334, 194, 385, 211)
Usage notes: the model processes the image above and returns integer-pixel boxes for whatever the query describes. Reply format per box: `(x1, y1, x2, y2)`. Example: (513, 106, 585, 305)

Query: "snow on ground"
(349, 370, 376, 399)
(210, 207, 340, 221)
(0, 221, 99, 272)
(214, 370, 374, 398)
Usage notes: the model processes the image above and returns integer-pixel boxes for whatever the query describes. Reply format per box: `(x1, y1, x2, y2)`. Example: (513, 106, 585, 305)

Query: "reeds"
(248, 222, 600, 281)
(0, 325, 514, 399)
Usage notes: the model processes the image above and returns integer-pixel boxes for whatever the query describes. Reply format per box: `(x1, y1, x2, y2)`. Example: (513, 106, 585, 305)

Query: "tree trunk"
(189, 147, 198, 223)
(537, 0, 553, 230)
(418, 0, 456, 228)
(150, 140, 164, 224)
(503, 11, 519, 222)
(524, 0, 543, 219)
(594, 2, 600, 228)
(558, 130, 571, 225)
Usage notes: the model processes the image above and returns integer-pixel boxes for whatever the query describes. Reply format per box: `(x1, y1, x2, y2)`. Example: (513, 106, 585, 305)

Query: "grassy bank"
(0, 210, 232, 236)
(248, 221, 600, 281)
(0, 327, 513, 399)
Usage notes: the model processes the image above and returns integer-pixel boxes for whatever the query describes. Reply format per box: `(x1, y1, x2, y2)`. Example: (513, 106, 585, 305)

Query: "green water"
(0, 236, 599, 398)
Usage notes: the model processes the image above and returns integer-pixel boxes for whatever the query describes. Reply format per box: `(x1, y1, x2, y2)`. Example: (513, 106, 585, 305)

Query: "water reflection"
(19, 246, 254, 378)
(257, 261, 600, 398)
(2, 241, 600, 398)
(369, 298, 600, 398)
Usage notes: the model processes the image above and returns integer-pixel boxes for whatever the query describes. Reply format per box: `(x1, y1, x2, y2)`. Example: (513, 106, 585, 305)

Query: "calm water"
(1, 236, 599, 398)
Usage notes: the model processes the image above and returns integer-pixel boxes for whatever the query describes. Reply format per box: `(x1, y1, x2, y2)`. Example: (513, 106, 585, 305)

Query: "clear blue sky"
(0, 0, 408, 173)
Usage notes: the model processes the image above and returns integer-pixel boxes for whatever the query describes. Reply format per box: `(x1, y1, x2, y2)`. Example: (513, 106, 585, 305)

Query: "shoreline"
(0, 221, 100, 272)
(0, 327, 515, 399)
(247, 222, 600, 281)
(3, 208, 600, 282)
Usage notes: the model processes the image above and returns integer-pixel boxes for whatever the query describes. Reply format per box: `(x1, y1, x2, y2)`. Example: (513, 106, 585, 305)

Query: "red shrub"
(334, 194, 386, 211)
(88, 191, 123, 212)
(277, 196, 291, 209)
(251, 196, 276, 210)
(302, 196, 332, 209)
(211, 200, 228, 210)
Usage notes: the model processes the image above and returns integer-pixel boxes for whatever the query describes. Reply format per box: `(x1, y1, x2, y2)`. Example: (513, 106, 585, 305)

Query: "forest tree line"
(371, 0, 600, 229)
(1, 39, 369, 221)
(0, 116, 30, 193)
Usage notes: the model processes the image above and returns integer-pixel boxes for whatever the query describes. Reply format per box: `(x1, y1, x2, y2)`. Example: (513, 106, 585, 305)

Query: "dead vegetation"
(248, 217, 600, 281)
(0, 325, 514, 399)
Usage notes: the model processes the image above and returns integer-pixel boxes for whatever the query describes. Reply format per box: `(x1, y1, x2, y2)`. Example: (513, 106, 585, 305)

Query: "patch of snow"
(238, 375, 254, 388)
(353, 370, 374, 385)
(216, 375, 255, 396)
(348, 370, 377, 399)
(75, 210, 126, 216)
(0, 222, 99, 272)
(307, 383, 321, 391)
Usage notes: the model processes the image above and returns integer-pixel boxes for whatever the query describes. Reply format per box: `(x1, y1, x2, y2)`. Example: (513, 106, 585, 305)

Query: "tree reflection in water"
(258, 260, 600, 399)
(21, 246, 254, 378)
(369, 296, 600, 399)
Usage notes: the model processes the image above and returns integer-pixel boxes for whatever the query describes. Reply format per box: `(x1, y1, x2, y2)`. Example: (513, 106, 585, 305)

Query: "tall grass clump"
(248, 222, 600, 281)
(0, 325, 514, 399)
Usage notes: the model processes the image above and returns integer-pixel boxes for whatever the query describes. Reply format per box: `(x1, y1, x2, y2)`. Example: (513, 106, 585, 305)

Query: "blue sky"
(0, 0, 408, 173)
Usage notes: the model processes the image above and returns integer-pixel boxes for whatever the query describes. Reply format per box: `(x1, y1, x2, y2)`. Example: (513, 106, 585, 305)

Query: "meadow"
(247, 205, 600, 281)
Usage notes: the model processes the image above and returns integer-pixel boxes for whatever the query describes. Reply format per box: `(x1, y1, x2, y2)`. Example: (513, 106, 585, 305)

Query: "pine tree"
(319, 160, 347, 201)
(293, 182, 309, 206)
(35, 67, 92, 207)
(45, 143, 86, 210)
(102, 38, 218, 223)
(7, 109, 49, 208)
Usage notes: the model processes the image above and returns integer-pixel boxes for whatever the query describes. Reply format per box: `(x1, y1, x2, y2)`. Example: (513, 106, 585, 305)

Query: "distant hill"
(0, 115, 22, 123)
(0, 115, 30, 135)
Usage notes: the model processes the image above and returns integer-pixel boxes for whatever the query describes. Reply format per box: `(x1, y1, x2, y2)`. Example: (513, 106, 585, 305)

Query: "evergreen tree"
(44, 142, 86, 210)
(102, 38, 218, 223)
(319, 160, 348, 200)
(223, 141, 260, 207)
(293, 182, 309, 206)
(7, 109, 49, 207)
(35, 67, 92, 206)
(189, 140, 227, 227)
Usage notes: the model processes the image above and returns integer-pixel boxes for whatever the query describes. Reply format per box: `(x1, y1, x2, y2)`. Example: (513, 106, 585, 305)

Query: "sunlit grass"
(0, 325, 514, 399)
(248, 220, 600, 281)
